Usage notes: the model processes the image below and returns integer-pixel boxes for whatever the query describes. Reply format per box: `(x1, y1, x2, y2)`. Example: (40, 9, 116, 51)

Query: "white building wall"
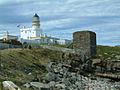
(4, 35, 18, 40)
(20, 28, 31, 39)
(56, 39, 66, 45)
(56, 39, 72, 45)
(20, 28, 41, 40)
(0, 35, 18, 41)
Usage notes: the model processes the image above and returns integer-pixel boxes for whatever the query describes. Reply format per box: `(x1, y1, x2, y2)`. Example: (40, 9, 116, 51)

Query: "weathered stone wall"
(73, 31, 96, 58)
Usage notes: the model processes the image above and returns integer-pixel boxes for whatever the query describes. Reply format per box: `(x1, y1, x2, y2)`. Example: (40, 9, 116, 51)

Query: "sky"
(0, 0, 120, 46)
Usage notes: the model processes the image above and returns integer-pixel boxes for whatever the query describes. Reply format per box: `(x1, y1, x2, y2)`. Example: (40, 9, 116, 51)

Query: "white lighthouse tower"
(32, 13, 40, 29)
(20, 13, 41, 40)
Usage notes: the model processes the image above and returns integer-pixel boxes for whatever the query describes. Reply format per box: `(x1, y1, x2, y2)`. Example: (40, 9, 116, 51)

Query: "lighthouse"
(32, 13, 40, 29)
(20, 13, 41, 40)
(19, 13, 71, 45)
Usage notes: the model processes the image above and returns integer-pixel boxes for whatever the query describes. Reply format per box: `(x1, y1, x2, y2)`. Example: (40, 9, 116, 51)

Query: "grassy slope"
(0, 48, 63, 89)
(0, 45, 120, 89)
(96, 45, 120, 59)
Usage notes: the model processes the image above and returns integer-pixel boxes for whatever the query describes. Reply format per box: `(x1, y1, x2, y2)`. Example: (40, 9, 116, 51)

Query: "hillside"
(97, 45, 120, 59)
(0, 48, 63, 89)
(0, 45, 120, 89)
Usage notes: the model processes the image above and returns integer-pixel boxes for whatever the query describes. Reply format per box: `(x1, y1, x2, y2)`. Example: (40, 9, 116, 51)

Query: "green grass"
(0, 45, 120, 89)
(96, 45, 120, 60)
(30, 43, 68, 48)
(0, 81, 2, 90)
(0, 48, 64, 88)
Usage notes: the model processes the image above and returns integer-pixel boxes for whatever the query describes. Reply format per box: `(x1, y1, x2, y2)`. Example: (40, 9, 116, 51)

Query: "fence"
(0, 43, 22, 49)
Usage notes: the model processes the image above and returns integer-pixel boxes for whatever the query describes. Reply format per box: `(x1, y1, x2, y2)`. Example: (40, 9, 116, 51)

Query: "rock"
(54, 68, 59, 73)
(30, 82, 50, 90)
(23, 83, 30, 88)
(55, 83, 66, 89)
(70, 73, 77, 84)
(62, 78, 71, 86)
(76, 74, 82, 81)
(46, 62, 55, 72)
(2, 81, 21, 90)
(75, 81, 81, 86)
(115, 55, 120, 60)
(24, 62, 118, 90)
(28, 72, 32, 75)
(48, 81, 56, 87)
(0, 63, 3, 68)
(45, 72, 56, 81)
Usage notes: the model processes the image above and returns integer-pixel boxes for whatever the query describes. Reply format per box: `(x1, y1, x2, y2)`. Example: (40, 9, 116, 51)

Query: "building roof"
(33, 13, 39, 18)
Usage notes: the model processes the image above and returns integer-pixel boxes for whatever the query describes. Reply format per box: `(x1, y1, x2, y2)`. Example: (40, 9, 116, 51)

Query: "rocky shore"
(23, 62, 120, 90)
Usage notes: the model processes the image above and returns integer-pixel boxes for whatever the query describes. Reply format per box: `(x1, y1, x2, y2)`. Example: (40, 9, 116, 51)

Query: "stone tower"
(73, 31, 96, 58)
(32, 13, 40, 29)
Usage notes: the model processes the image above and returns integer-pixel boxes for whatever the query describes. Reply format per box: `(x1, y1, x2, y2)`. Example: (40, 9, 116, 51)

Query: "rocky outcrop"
(40, 45, 93, 72)
(23, 62, 119, 90)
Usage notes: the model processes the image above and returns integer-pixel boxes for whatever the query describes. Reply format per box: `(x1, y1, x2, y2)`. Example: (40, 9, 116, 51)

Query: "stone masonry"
(73, 31, 96, 58)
